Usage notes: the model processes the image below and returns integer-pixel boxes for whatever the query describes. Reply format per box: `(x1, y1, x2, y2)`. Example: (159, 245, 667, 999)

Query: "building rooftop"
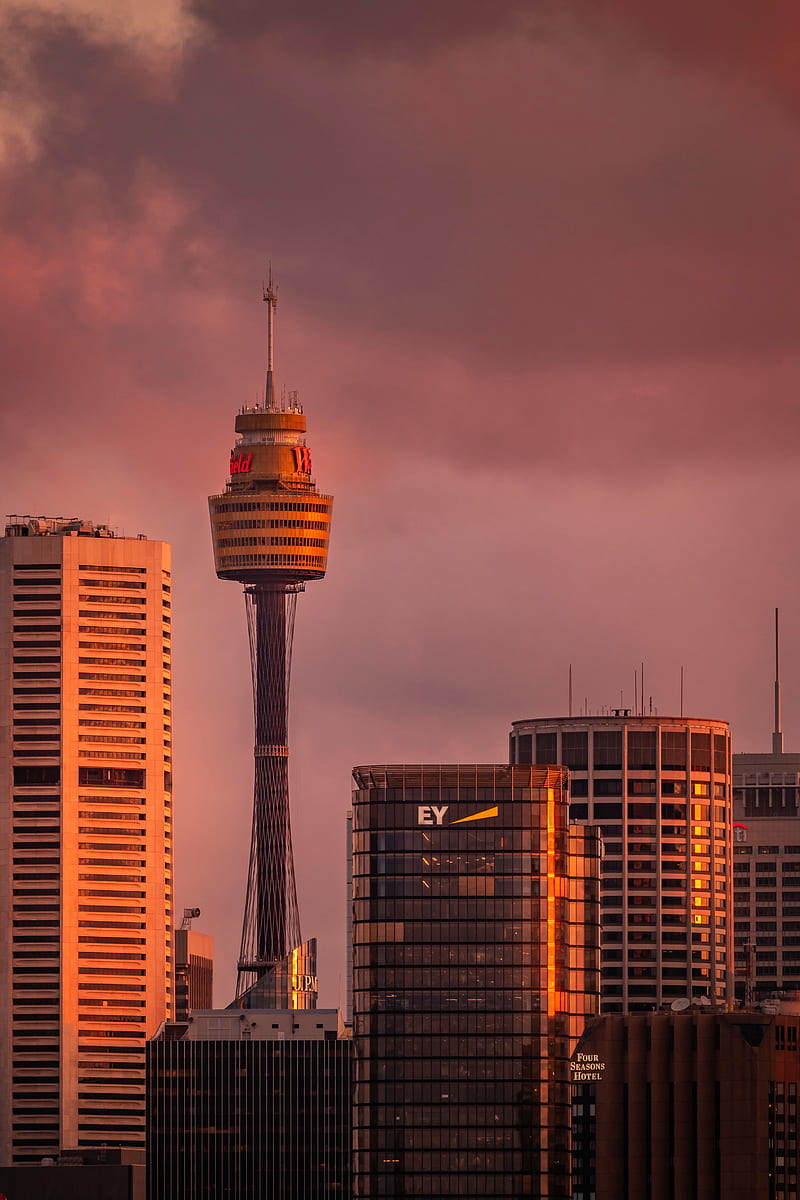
(4, 515, 130, 539)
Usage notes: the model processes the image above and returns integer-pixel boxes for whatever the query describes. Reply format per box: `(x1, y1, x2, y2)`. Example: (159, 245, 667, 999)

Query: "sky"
(2, 0, 800, 1005)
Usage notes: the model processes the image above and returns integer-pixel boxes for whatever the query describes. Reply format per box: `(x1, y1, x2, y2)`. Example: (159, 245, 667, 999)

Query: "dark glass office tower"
(147, 1010, 351, 1200)
(351, 764, 600, 1199)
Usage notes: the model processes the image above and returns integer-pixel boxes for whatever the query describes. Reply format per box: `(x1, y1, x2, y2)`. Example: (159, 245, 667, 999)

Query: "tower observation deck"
(209, 281, 333, 1003)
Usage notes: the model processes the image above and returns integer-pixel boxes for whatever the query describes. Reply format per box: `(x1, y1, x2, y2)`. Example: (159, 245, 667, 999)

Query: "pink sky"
(2, 0, 800, 1003)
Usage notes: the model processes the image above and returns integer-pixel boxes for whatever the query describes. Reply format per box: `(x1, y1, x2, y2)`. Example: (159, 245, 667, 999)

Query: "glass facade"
(147, 1037, 352, 1199)
(351, 764, 599, 1199)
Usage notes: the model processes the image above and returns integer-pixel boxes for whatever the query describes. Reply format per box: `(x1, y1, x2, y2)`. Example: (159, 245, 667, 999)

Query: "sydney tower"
(209, 279, 332, 1006)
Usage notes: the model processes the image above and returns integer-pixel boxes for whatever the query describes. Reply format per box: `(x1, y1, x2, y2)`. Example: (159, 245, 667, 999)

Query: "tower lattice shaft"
(236, 587, 301, 994)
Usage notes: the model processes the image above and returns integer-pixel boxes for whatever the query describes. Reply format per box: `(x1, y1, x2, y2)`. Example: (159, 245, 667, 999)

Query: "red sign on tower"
(230, 451, 252, 475)
(293, 447, 312, 474)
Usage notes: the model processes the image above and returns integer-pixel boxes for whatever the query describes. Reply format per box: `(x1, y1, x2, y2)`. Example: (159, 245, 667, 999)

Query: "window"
(561, 732, 588, 771)
(662, 780, 687, 797)
(691, 732, 711, 772)
(628, 779, 656, 796)
(78, 768, 145, 789)
(661, 731, 687, 771)
(713, 734, 727, 774)
(14, 766, 59, 787)
(594, 779, 622, 797)
(516, 734, 532, 765)
(593, 803, 622, 819)
(535, 733, 556, 765)
(593, 731, 622, 770)
(628, 731, 657, 770)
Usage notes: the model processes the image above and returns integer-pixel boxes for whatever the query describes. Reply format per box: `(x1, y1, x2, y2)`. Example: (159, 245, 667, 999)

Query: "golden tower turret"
(209, 278, 332, 586)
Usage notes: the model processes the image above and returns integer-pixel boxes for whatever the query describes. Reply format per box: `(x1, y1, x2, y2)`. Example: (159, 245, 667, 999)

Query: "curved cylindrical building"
(209, 282, 332, 1003)
(510, 715, 732, 1013)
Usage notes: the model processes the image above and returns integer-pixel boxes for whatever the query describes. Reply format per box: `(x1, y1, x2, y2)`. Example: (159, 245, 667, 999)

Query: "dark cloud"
(189, 0, 541, 54)
(189, 0, 800, 119)
(576, 0, 800, 113)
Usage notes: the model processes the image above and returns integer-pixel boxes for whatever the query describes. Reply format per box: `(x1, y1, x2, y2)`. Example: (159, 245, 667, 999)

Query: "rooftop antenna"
(773, 607, 784, 754)
(180, 906, 201, 930)
(680, 666, 684, 718)
(568, 664, 573, 717)
(263, 265, 278, 409)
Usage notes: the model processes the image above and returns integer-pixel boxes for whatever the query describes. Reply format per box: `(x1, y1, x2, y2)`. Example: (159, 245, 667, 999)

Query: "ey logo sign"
(417, 805, 499, 826)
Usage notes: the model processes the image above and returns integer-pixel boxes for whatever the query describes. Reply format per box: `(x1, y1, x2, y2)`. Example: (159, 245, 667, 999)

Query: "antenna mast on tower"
(773, 607, 784, 754)
(263, 268, 278, 409)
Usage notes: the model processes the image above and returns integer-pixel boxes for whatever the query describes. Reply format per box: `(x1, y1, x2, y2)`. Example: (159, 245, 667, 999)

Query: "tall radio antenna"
(773, 607, 784, 754)
(263, 266, 278, 409)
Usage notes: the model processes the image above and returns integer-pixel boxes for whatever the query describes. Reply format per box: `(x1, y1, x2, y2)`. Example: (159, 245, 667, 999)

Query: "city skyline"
(2, 1, 800, 1005)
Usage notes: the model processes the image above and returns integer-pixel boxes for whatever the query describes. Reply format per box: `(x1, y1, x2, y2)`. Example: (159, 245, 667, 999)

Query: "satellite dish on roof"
(671, 997, 690, 1012)
(695, 995, 711, 1006)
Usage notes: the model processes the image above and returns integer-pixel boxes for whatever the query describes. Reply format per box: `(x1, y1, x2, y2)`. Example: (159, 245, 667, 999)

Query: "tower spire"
(209, 285, 333, 1007)
(773, 607, 784, 754)
(263, 267, 278, 409)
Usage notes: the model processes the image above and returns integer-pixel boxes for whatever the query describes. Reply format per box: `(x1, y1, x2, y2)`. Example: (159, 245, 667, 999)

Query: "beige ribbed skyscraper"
(0, 516, 172, 1164)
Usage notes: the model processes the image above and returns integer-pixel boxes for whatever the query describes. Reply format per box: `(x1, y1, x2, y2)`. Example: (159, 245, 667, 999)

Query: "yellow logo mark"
(450, 806, 499, 825)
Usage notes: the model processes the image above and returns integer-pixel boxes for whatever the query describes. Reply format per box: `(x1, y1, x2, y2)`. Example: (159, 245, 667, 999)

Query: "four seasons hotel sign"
(570, 1052, 605, 1082)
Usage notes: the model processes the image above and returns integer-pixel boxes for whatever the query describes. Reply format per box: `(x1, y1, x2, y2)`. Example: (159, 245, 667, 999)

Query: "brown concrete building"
(174, 924, 213, 1020)
(571, 1009, 799, 1200)
(0, 517, 173, 1164)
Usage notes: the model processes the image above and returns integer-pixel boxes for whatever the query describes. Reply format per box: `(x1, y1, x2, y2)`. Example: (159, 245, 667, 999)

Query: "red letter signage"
(229, 451, 252, 475)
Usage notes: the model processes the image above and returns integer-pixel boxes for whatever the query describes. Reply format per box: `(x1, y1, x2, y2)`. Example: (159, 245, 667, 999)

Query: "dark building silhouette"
(350, 764, 600, 1199)
(0, 1147, 145, 1199)
(571, 1008, 800, 1200)
(147, 1010, 351, 1200)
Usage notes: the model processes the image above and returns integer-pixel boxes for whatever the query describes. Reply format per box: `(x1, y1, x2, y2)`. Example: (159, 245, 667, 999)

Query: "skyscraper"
(350, 764, 599, 1199)
(731, 615, 800, 999)
(0, 516, 172, 1165)
(208, 281, 333, 1005)
(510, 715, 732, 1012)
(148, 1009, 352, 1200)
(571, 1008, 796, 1200)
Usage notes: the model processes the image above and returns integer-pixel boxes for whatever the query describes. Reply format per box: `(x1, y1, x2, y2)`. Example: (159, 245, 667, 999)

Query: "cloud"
(574, 0, 800, 116)
(3, 0, 800, 1003)
(188, 0, 541, 55)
